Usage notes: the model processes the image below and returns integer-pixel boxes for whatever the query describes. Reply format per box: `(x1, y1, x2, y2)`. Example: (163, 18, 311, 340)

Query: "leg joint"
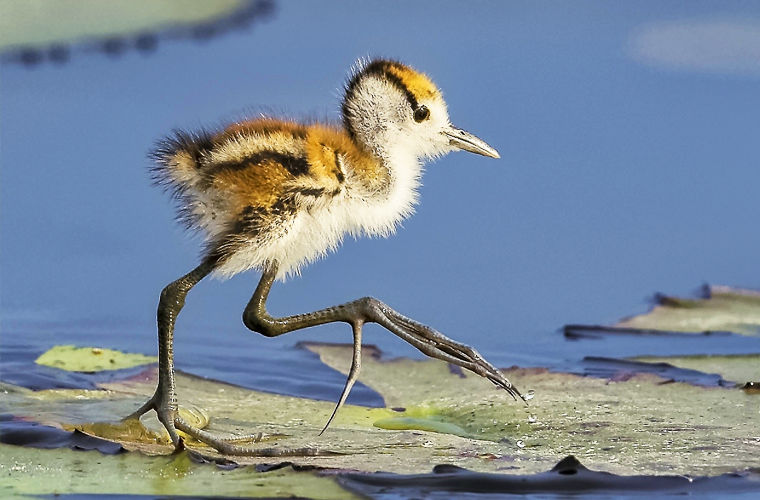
(243, 310, 279, 337)
(358, 296, 384, 320)
(158, 279, 189, 315)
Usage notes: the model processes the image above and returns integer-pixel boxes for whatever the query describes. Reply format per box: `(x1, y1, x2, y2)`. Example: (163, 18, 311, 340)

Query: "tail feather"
(149, 129, 216, 231)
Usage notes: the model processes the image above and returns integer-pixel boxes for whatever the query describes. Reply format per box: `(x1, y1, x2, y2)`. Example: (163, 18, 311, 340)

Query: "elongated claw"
(320, 321, 364, 435)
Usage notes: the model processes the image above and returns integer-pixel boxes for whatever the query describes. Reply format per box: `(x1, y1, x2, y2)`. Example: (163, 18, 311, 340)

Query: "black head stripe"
(345, 59, 419, 111)
(343, 59, 423, 139)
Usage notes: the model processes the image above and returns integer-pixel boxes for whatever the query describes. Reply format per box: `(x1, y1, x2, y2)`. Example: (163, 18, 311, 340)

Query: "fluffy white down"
(213, 148, 423, 280)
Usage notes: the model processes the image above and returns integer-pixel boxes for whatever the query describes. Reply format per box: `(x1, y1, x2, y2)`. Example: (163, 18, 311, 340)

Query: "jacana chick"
(128, 58, 523, 456)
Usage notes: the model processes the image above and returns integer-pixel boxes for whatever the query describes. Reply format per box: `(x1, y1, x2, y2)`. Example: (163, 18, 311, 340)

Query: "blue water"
(2, 1, 760, 402)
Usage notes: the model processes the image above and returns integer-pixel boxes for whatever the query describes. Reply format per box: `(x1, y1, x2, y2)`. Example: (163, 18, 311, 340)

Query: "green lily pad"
(35, 345, 156, 372)
(617, 285, 760, 336)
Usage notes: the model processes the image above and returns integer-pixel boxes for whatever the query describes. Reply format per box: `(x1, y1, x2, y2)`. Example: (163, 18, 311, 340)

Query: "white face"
(396, 97, 455, 160)
(346, 75, 499, 161)
(344, 75, 450, 160)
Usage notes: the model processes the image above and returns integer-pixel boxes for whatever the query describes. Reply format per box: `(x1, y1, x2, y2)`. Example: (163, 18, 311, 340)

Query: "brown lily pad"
(617, 285, 760, 336)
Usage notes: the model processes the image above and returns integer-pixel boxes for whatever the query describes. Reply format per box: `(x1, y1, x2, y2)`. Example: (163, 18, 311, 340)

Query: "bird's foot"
(318, 300, 525, 435)
(126, 390, 336, 456)
(369, 300, 525, 402)
(124, 387, 184, 448)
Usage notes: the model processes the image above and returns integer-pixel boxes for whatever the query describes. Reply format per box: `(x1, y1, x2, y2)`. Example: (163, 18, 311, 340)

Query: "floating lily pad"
(5, 283, 760, 496)
(305, 343, 760, 476)
(578, 356, 733, 386)
(3, 343, 759, 482)
(0, 0, 274, 65)
(633, 354, 759, 385)
(35, 345, 156, 372)
(339, 455, 760, 497)
(0, 0, 258, 49)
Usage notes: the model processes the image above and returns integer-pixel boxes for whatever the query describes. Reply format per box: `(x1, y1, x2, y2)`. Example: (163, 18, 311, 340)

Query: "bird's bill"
(445, 127, 500, 158)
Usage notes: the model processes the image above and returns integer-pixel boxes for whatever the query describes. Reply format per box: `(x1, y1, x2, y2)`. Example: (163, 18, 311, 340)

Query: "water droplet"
(524, 390, 535, 401)
(516, 440, 525, 448)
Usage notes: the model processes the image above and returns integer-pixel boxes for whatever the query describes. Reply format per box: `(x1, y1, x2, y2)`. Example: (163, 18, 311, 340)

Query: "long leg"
(126, 260, 215, 445)
(243, 262, 524, 432)
(126, 259, 334, 456)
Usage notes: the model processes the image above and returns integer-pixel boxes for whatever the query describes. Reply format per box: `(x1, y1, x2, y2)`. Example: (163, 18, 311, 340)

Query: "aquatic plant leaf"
(305, 343, 760, 476)
(633, 354, 759, 385)
(0, 443, 356, 499)
(617, 285, 760, 336)
(0, 0, 252, 49)
(338, 455, 760, 496)
(0, 0, 275, 66)
(35, 345, 156, 372)
(3, 343, 759, 497)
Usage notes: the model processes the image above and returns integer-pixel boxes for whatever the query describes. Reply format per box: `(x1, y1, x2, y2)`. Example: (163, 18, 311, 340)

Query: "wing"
(198, 120, 349, 266)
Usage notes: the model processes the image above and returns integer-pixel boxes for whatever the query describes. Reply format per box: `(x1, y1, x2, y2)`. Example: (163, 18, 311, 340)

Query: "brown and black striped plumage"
(151, 118, 390, 277)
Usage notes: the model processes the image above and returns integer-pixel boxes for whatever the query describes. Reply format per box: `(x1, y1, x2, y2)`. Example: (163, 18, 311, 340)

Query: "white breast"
(214, 151, 423, 280)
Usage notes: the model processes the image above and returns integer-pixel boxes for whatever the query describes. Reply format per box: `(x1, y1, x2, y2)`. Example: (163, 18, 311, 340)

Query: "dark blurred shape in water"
(0, 416, 125, 454)
(339, 455, 760, 497)
(0, 0, 276, 67)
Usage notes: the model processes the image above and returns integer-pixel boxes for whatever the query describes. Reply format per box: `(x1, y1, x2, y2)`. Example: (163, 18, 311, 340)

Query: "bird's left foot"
(126, 395, 335, 456)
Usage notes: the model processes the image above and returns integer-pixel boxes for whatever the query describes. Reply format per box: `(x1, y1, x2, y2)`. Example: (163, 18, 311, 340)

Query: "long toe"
(124, 396, 157, 421)
(173, 415, 337, 456)
(377, 307, 524, 401)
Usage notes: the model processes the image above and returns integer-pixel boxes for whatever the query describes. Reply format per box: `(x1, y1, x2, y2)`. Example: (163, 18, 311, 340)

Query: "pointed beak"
(445, 127, 500, 159)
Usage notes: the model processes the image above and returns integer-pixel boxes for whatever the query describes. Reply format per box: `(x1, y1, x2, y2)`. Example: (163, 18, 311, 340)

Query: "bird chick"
(128, 58, 522, 456)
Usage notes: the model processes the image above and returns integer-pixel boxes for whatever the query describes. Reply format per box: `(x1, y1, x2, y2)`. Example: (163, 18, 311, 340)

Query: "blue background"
(2, 1, 759, 395)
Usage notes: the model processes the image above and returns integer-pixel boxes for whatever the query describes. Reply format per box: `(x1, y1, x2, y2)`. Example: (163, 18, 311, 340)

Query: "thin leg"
(126, 259, 334, 456)
(126, 260, 215, 446)
(243, 262, 524, 433)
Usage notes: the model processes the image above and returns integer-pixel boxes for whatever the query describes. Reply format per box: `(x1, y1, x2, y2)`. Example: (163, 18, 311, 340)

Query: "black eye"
(413, 105, 430, 123)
